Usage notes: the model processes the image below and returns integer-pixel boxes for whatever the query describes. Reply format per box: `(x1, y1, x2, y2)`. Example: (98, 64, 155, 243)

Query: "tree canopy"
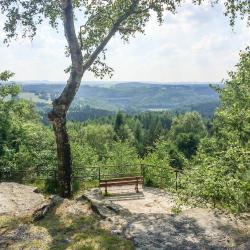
(180, 48, 250, 212)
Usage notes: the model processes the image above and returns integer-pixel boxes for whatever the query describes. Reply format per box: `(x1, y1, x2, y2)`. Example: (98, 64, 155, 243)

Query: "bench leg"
(105, 185, 107, 195)
(135, 181, 139, 193)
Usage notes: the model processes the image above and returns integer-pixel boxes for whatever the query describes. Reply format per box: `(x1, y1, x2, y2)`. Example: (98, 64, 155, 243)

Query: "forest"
(0, 48, 249, 213)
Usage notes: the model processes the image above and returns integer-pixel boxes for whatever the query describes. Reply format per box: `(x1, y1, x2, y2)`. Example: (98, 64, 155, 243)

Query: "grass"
(25, 179, 100, 198)
(0, 215, 25, 230)
(103, 193, 111, 197)
(171, 205, 182, 215)
(0, 200, 134, 250)
(72, 180, 100, 197)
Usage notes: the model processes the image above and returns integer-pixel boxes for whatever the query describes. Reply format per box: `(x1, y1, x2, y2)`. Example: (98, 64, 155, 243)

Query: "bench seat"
(99, 176, 143, 194)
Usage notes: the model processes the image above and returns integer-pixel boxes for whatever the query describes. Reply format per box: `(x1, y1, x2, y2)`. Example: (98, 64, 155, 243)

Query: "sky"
(0, 2, 249, 83)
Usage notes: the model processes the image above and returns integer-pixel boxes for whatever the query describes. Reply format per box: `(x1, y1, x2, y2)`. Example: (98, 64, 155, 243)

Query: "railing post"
(54, 170, 57, 183)
(10, 166, 13, 180)
(175, 170, 178, 191)
(135, 177, 139, 193)
(141, 164, 145, 188)
(98, 167, 101, 182)
(36, 165, 39, 178)
(105, 180, 107, 195)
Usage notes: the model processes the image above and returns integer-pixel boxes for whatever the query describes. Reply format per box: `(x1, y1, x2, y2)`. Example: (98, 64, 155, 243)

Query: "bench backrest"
(100, 176, 143, 183)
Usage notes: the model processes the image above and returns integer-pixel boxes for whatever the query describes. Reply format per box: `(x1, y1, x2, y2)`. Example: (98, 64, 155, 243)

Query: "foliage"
(1, 0, 249, 44)
(213, 48, 250, 146)
(0, 70, 15, 82)
(107, 140, 139, 166)
(69, 123, 115, 163)
(168, 112, 207, 159)
(170, 112, 207, 138)
(71, 143, 99, 167)
(182, 142, 249, 212)
(144, 140, 182, 189)
(175, 133, 200, 159)
(179, 48, 250, 213)
(114, 111, 134, 142)
(0, 71, 56, 175)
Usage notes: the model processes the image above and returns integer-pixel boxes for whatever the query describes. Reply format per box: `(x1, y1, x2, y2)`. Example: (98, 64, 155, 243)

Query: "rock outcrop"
(83, 187, 250, 250)
(0, 182, 62, 220)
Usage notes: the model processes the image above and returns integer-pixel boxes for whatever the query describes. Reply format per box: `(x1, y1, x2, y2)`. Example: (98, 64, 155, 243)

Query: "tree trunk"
(48, 0, 84, 198)
(52, 113, 72, 197)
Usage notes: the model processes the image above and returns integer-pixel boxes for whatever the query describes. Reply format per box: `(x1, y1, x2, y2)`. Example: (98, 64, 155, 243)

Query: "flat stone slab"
(86, 187, 250, 250)
(0, 182, 47, 216)
(123, 209, 250, 250)
(105, 186, 177, 214)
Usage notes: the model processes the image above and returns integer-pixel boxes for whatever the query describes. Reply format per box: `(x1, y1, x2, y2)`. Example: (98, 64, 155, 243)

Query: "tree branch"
(82, 0, 139, 73)
(49, 0, 83, 117)
(79, 25, 85, 50)
(49, 0, 140, 118)
(61, 0, 82, 71)
(118, 27, 138, 33)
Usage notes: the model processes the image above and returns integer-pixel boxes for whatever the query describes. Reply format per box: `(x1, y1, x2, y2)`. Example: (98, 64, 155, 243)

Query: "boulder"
(0, 182, 62, 220)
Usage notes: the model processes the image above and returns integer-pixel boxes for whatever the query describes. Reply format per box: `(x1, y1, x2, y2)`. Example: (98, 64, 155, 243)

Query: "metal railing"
(0, 164, 182, 190)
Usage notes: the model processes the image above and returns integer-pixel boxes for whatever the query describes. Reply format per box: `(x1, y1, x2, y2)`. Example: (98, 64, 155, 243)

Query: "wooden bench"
(99, 176, 144, 195)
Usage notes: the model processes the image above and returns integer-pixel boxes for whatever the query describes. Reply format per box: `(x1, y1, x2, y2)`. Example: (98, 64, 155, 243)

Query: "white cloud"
(0, 2, 249, 82)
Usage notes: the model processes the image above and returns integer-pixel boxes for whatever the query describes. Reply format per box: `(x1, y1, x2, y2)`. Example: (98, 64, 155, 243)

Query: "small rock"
(59, 239, 71, 244)
(111, 229, 122, 235)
